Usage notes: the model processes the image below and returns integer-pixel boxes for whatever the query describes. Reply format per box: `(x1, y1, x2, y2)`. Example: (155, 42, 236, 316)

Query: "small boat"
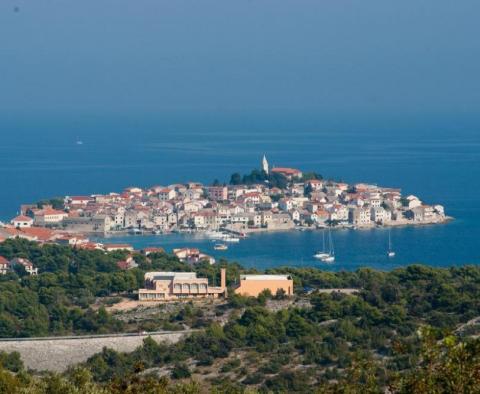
(224, 236, 240, 243)
(320, 227, 335, 263)
(206, 231, 226, 239)
(152, 229, 162, 235)
(387, 229, 395, 257)
(129, 228, 143, 235)
(314, 229, 332, 260)
(214, 243, 228, 250)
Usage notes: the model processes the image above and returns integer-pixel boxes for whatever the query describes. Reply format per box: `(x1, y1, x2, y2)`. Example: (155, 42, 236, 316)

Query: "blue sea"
(1, 113, 479, 271)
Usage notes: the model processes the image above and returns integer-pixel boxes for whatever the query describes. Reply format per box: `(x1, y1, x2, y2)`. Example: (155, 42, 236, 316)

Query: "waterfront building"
(349, 207, 372, 226)
(11, 215, 33, 228)
(406, 195, 422, 209)
(406, 207, 425, 221)
(371, 207, 392, 224)
(33, 208, 68, 226)
(63, 215, 112, 233)
(138, 268, 227, 301)
(234, 274, 294, 297)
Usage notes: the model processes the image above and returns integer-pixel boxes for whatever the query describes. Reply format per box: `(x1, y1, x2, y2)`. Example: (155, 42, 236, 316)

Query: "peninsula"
(0, 156, 449, 248)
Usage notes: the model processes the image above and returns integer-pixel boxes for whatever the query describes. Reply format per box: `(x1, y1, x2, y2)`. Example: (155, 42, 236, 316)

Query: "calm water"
(1, 113, 480, 270)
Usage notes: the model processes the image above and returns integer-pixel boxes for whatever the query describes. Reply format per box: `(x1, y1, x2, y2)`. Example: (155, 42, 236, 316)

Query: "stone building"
(138, 268, 226, 301)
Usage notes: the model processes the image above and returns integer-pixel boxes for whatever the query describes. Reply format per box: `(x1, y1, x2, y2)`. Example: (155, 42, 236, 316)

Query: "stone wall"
(0, 331, 188, 372)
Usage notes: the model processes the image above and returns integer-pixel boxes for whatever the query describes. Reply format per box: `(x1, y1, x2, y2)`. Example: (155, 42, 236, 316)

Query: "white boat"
(206, 231, 228, 239)
(321, 228, 335, 263)
(129, 228, 143, 235)
(314, 229, 330, 259)
(224, 236, 240, 243)
(387, 229, 395, 257)
(214, 243, 228, 250)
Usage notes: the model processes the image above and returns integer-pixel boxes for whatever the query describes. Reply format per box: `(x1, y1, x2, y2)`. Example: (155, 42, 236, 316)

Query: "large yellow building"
(234, 274, 294, 297)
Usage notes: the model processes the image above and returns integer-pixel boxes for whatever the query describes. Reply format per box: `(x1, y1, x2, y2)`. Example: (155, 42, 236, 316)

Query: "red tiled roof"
(20, 227, 57, 241)
(37, 208, 67, 216)
(12, 215, 33, 222)
(271, 167, 302, 175)
(70, 196, 93, 201)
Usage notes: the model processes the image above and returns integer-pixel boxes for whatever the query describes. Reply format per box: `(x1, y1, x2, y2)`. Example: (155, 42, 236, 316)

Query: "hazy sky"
(1, 0, 479, 117)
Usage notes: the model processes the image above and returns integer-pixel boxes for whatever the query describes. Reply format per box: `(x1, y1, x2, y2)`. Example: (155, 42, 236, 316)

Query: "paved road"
(0, 331, 193, 372)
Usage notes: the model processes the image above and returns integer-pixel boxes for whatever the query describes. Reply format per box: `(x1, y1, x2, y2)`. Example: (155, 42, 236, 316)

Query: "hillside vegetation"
(1, 239, 480, 392)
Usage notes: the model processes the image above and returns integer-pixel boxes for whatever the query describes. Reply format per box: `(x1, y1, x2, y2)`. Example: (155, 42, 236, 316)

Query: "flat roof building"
(138, 268, 227, 301)
(234, 274, 294, 297)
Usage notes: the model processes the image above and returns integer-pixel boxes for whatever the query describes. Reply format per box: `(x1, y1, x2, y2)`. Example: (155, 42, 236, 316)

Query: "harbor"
(93, 217, 465, 271)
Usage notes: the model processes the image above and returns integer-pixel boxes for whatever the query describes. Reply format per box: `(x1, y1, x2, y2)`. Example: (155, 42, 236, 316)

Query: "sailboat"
(387, 228, 395, 257)
(322, 228, 335, 263)
(314, 229, 330, 259)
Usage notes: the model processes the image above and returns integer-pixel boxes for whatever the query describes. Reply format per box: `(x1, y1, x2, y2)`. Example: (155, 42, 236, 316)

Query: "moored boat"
(224, 236, 240, 243)
(387, 229, 395, 257)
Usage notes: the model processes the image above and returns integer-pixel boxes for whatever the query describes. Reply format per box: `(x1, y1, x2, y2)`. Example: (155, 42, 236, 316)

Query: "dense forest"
(2, 238, 480, 392)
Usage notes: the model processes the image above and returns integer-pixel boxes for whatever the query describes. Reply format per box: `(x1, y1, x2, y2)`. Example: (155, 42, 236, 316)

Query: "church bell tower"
(262, 154, 269, 174)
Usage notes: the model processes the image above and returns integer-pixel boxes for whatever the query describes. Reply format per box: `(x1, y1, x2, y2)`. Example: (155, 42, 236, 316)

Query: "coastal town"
(0, 156, 448, 253)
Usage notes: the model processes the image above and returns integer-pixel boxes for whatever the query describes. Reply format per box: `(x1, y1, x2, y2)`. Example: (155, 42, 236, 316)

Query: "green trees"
(392, 328, 480, 393)
(228, 169, 289, 189)
(0, 352, 23, 373)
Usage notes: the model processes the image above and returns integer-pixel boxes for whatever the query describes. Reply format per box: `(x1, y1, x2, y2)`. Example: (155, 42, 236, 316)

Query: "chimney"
(220, 268, 226, 289)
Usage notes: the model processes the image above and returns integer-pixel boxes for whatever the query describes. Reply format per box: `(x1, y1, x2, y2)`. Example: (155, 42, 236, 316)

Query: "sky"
(1, 0, 480, 118)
